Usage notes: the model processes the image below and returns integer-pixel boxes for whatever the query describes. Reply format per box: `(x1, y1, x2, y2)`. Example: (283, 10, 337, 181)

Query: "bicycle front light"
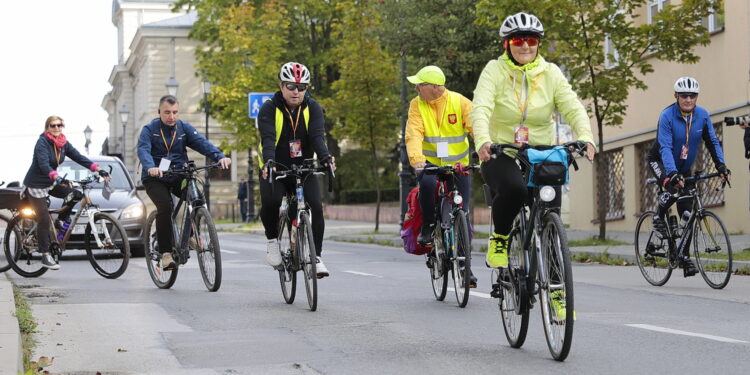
(121, 203, 145, 219)
(453, 194, 463, 205)
(539, 186, 556, 202)
(20, 207, 35, 217)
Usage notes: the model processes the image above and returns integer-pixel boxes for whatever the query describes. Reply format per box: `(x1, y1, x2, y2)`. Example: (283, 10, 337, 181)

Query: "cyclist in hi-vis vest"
(405, 65, 477, 288)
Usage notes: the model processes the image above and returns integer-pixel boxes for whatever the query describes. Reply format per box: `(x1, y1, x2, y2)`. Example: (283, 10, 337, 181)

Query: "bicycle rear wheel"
(539, 212, 574, 362)
(693, 211, 732, 289)
(4, 216, 47, 278)
(0, 213, 13, 272)
(499, 220, 529, 348)
(430, 231, 448, 301)
(452, 210, 471, 308)
(277, 215, 296, 304)
(145, 211, 178, 289)
(193, 207, 222, 291)
(85, 212, 130, 279)
(634, 211, 672, 286)
(299, 212, 317, 311)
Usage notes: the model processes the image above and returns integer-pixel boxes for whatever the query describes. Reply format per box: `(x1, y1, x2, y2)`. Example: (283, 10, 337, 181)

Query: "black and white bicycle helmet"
(674, 76, 700, 94)
(279, 62, 311, 84)
(499, 12, 544, 39)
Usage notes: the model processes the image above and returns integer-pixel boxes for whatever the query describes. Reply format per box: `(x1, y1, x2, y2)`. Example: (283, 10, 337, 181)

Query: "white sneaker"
(266, 240, 282, 267)
(316, 256, 329, 278)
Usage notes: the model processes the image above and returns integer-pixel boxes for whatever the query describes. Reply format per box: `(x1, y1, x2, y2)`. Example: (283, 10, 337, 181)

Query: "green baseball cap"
(407, 65, 445, 85)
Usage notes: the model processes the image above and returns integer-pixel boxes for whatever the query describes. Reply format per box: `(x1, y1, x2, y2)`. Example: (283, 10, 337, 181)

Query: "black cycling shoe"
(468, 272, 478, 288)
(417, 224, 435, 245)
(425, 249, 435, 269)
(652, 216, 669, 238)
(681, 258, 698, 277)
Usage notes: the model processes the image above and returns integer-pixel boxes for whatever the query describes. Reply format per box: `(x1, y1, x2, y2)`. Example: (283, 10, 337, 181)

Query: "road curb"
(0, 274, 22, 375)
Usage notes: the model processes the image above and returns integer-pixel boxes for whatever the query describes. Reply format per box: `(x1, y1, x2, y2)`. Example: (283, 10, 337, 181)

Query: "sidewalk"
(0, 274, 22, 375)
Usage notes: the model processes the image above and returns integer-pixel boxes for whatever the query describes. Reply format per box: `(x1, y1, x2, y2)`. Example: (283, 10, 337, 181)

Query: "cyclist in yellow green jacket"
(470, 12, 596, 270)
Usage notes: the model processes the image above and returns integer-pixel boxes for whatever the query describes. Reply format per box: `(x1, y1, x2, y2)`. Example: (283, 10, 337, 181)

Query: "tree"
(324, 0, 400, 231)
(475, 0, 714, 239)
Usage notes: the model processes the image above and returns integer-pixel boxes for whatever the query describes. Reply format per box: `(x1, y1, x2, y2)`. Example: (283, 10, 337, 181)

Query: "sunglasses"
(508, 37, 540, 47)
(48, 123, 65, 128)
(284, 83, 308, 92)
(678, 93, 698, 99)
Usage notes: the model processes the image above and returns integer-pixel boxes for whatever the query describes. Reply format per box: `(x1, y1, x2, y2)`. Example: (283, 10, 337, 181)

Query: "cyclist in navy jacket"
(647, 77, 730, 276)
(137, 95, 231, 270)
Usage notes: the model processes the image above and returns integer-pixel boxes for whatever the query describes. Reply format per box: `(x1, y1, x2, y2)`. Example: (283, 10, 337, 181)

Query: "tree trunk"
(597, 120, 607, 240)
(370, 139, 381, 232)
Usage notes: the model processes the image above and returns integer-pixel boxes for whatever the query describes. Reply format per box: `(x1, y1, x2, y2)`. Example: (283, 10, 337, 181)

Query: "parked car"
(50, 156, 147, 256)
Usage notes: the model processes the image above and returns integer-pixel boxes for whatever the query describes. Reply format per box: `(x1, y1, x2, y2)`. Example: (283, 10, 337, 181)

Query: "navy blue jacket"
(137, 118, 226, 182)
(23, 134, 96, 188)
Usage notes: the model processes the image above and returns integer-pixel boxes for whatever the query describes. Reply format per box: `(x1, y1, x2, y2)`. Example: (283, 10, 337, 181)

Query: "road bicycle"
(145, 161, 222, 291)
(421, 163, 479, 308)
(270, 159, 333, 312)
(488, 141, 586, 361)
(3, 173, 130, 278)
(634, 172, 732, 289)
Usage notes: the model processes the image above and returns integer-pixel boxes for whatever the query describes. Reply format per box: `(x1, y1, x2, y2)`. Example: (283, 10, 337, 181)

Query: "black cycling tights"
(259, 173, 324, 256)
(480, 153, 561, 235)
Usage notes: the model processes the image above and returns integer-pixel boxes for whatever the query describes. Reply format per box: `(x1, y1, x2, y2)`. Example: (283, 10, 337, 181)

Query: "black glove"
(668, 172, 684, 187)
(716, 164, 730, 177)
(98, 169, 109, 177)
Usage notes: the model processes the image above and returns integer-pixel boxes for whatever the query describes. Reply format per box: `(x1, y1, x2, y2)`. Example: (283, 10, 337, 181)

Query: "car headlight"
(121, 203, 145, 220)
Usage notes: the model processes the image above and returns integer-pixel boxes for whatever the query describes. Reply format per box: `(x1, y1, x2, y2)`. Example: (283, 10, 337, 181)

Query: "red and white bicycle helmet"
(674, 76, 700, 94)
(499, 12, 544, 39)
(279, 62, 311, 84)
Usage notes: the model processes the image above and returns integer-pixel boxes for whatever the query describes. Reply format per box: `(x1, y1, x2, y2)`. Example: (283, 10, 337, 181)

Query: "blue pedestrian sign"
(248, 92, 274, 119)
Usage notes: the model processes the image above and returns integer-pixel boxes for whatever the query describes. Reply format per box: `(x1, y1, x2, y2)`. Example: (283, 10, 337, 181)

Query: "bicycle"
(3, 173, 130, 278)
(269, 159, 333, 312)
(1, 181, 19, 272)
(421, 163, 479, 308)
(144, 161, 222, 291)
(488, 141, 586, 362)
(634, 172, 732, 289)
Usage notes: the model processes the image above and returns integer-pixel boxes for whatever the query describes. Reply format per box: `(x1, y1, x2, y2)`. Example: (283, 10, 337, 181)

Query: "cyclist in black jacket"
(258, 62, 335, 278)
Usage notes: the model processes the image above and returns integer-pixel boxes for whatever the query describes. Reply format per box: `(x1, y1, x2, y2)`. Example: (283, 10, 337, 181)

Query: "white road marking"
(447, 287, 492, 299)
(343, 270, 383, 278)
(626, 324, 749, 344)
(220, 249, 239, 254)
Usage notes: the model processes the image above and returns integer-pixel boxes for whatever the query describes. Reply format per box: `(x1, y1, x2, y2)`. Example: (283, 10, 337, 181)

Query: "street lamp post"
(166, 76, 179, 96)
(83, 125, 93, 155)
(203, 80, 212, 211)
(119, 105, 129, 166)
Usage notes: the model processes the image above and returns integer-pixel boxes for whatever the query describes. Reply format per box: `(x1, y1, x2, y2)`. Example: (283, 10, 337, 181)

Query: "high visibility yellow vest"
(258, 106, 310, 168)
(419, 92, 469, 166)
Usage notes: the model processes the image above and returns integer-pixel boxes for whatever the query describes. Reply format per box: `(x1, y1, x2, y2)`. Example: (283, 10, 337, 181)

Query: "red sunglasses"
(508, 37, 540, 47)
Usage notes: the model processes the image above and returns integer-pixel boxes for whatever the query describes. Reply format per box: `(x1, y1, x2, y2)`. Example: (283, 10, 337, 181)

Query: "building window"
(647, 0, 670, 24)
(604, 35, 620, 69)
(637, 140, 659, 214)
(694, 122, 724, 207)
(702, 0, 725, 33)
(597, 148, 625, 220)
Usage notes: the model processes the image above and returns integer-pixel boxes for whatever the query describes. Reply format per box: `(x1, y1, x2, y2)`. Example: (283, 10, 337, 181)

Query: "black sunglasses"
(49, 123, 65, 128)
(678, 93, 697, 99)
(284, 83, 308, 92)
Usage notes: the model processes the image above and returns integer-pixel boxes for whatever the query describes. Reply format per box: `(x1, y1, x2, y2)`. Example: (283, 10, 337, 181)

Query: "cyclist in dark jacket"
(647, 77, 730, 277)
(23, 115, 109, 270)
(136, 95, 231, 270)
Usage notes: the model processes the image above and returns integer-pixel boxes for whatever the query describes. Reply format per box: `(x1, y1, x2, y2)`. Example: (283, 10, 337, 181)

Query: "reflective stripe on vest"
(419, 91, 469, 165)
(258, 106, 310, 168)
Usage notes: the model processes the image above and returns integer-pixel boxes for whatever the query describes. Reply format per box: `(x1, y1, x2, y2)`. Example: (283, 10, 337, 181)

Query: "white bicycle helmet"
(279, 62, 311, 84)
(499, 12, 544, 38)
(674, 76, 700, 94)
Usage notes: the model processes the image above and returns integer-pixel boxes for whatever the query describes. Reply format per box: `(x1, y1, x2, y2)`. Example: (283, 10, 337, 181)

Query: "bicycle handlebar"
(267, 159, 335, 193)
(489, 141, 587, 171)
(420, 163, 480, 175)
(163, 161, 222, 177)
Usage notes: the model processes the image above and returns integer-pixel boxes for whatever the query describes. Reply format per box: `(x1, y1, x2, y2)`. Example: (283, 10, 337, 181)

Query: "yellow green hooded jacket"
(470, 53, 595, 150)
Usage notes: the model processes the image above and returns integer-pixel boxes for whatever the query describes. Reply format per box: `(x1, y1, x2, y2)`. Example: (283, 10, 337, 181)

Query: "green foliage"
(335, 148, 398, 192)
(568, 236, 629, 247)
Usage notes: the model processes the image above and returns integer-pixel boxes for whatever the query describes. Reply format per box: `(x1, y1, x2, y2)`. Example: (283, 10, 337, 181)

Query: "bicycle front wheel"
(194, 207, 222, 292)
(4, 216, 47, 278)
(499, 220, 529, 348)
(299, 212, 317, 311)
(634, 211, 672, 286)
(693, 211, 732, 289)
(277, 215, 296, 304)
(452, 210, 471, 308)
(430, 232, 448, 301)
(539, 212, 574, 362)
(144, 211, 178, 289)
(85, 212, 130, 279)
(0, 213, 13, 272)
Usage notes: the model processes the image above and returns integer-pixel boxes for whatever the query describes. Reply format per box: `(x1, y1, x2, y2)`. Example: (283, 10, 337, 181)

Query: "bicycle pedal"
(490, 284, 502, 298)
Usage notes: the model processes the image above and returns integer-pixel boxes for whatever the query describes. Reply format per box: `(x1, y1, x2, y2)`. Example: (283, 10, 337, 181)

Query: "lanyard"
(514, 72, 536, 125)
(681, 112, 693, 144)
(53, 146, 61, 166)
(284, 105, 302, 138)
(159, 126, 177, 154)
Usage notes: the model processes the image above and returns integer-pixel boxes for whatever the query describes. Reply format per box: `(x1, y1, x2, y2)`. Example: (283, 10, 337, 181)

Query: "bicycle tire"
(430, 230, 448, 301)
(85, 212, 130, 279)
(0, 213, 14, 272)
(299, 212, 317, 311)
(499, 221, 529, 348)
(539, 212, 574, 362)
(692, 211, 732, 289)
(634, 211, 672, 286)
(193, 207, 222, 292)
(3, 215, 47, 278)
(277, 215, 296, 304)
(452, 210, 471, 308)
(144, 211, 178, 289)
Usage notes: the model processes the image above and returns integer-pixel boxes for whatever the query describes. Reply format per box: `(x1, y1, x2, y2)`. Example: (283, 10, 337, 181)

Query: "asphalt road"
(8, 230, 750, 374)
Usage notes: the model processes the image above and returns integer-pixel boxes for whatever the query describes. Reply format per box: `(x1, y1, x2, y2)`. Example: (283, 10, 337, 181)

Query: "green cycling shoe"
(550, 290, 576, 322)
(486, 233, 509, 268)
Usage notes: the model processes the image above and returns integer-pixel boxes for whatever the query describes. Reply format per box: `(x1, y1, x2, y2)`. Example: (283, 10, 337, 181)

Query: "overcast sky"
(0, 0, 115, 184)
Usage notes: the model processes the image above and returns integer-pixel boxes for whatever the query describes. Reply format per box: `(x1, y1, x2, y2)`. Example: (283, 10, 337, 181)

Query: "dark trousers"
(647, 157, 694, 218)
(259, 174, 324, 256)
(239, 199, 248, 221)
(417, 171, 471, 227)
(144, 179, 184, 254)
(27, 184, 81, 254)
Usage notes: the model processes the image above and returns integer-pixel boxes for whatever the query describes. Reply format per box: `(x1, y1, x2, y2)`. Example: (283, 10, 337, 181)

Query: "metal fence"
(598, 148, 625, 220)
(637, 140, 659, 214)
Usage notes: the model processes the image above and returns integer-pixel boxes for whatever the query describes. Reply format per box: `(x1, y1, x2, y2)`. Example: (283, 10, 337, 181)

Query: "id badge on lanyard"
(680, 145, 688, 160)
(289, 139, 303, 158)
(514, 125, 529, 145)
(436, 142, 449, 158)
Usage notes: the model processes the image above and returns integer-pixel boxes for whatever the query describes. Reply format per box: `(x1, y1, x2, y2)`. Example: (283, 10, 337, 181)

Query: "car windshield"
(58, 161, 131, 190)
